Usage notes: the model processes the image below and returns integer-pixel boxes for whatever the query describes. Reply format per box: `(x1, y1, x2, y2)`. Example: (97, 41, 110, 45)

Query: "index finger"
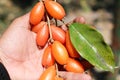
(73, 16, 86, 24)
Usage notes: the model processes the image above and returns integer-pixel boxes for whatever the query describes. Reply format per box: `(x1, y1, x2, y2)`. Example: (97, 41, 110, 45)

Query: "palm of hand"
(0, 13, 45, 80)
(0, 13, 92, 80)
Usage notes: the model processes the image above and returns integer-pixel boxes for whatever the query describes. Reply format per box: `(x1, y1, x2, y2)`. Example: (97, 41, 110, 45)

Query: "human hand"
(0, 13, 91, 80)
(0, 13, 44, 80)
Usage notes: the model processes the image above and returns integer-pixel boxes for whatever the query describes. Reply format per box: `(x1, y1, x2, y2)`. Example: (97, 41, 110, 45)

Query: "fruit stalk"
(46, 13, 54, 43)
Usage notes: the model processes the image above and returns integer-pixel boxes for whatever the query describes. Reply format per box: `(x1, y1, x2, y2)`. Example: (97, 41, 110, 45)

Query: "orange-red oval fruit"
(51, 25, 66, 44)
(64, 58, 84, 73)
(32, 21, 46, 33)
(52, 41, 69, 65)
(36, 23, 49, 46)
(66, 30, 80, 58)
(39, 65, 56, 80)
(42, 45, 55, 68)
(30, 2, 44, 25)
(45, 1, 65, 20)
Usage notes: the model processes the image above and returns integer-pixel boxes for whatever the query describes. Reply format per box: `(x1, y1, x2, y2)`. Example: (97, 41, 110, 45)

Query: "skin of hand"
(0, 13, 91, 80)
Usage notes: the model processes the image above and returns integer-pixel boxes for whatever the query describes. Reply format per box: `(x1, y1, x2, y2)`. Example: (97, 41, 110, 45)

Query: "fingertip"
(11, 12, 31, 29)
(20, 12, 30, 22)
(58, 71, 92, 80)
(73, 16, 86, 24)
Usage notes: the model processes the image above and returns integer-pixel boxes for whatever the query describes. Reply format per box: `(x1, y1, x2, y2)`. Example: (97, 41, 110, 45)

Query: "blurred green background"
(0, 0, 120, 80)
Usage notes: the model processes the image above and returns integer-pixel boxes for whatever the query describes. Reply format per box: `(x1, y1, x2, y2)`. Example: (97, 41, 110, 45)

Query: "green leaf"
(69, 23, 115, 72)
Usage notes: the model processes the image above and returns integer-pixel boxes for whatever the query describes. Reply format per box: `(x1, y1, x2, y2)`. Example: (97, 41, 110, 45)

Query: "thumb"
(9, 12, 31, 29)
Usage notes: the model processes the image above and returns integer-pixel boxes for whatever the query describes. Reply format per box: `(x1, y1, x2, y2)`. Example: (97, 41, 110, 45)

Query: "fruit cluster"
(29, 0, 92, 80)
